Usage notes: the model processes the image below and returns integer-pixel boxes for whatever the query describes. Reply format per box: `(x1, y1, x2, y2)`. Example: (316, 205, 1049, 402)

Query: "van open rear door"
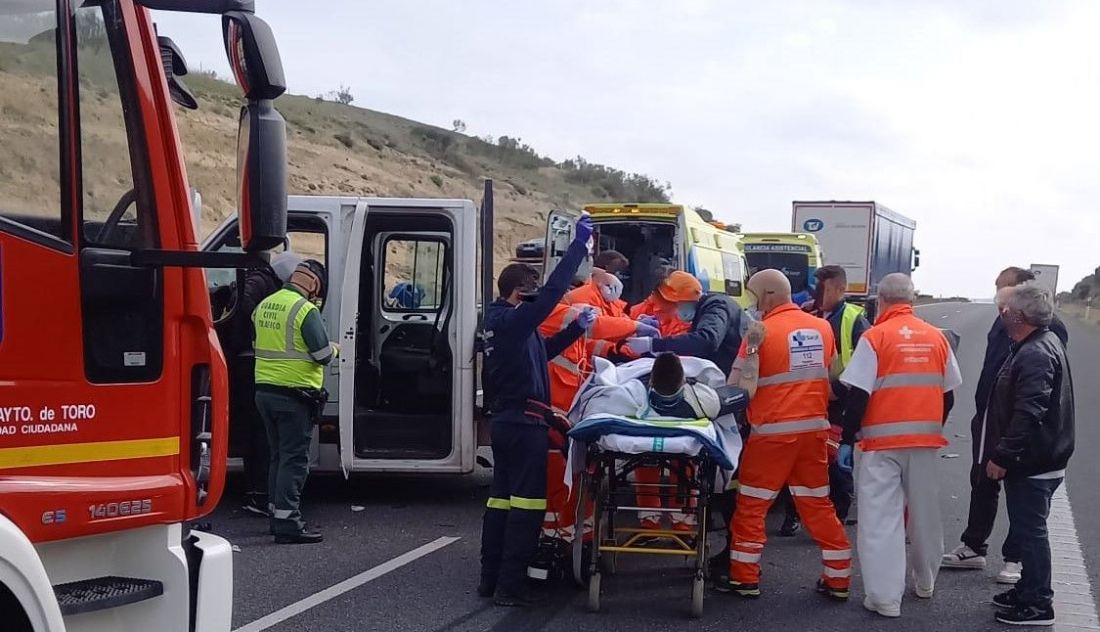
(542, 209, 580, 283)
(337, 201, 370, 477)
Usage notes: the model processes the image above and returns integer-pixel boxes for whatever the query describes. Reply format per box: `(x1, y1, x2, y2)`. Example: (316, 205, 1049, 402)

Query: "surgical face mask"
(516, 280, 541, 303)
(676, 302, 696, 322)
(600, 276, 623, 303)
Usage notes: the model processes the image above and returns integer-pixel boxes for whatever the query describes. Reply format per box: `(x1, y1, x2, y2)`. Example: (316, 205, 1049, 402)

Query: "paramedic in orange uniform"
(718, 269, 852, 601)
(629, 267, 692, 337)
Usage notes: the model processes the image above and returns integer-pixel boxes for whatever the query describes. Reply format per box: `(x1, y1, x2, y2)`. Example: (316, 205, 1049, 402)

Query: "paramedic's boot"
(494, 585, 549, 608)
(778, 512, 801, 537)
(714, 578, 761, 599)
(816, 579, 850, 602)
(477, 577, 496, 598)
(274, 526, 323, 545)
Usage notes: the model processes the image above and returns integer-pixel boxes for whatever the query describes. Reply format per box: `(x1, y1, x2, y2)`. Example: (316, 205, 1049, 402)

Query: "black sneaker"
(714, 579, 761, 598)
(993, 588, 1021, 610)
(476, 578, 496, 599)
(816, 579, 850, 602)
(274, 528, 323, 544)
(493, 587, 549, 608)
(995, 604, 1055, 626)
(779, 515, 801, 537)
(242, 496, 271, 518)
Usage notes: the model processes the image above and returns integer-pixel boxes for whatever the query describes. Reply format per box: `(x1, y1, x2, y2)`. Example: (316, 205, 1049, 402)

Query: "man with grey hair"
(839, 273, 962, 617)
(944, 268, 1068, 584)
(985, 282, 1074, 626)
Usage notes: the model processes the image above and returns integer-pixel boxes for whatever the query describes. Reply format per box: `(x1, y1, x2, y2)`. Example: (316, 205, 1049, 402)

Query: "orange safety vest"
(564, 282, 637, 341)
(859, 304, 950, 451)
(744, 303, 835, 435)
(539, 304, 617, 413)
(629, 295, 691, 337)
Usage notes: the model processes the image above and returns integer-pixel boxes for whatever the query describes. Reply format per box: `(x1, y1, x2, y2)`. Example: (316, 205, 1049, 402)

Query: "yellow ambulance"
(543, 203, 751, 307)
(738, 232, 824, 304)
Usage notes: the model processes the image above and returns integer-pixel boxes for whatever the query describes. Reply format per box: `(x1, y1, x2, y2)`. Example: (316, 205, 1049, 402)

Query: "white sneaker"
(863, 596, 901, 618)
(997, 561, 1023, 585)
(942, 544, 987, 569)
(914, 584, 934, 599)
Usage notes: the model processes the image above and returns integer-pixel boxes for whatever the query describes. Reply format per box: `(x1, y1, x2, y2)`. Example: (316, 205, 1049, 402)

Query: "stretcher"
(563, 357, 743, 619)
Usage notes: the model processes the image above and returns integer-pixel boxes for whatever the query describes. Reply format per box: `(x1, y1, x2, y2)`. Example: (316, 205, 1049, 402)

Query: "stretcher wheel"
(690, 575, 704, 618)
(587, 572, 602, 612)
(600, 550, 617, 576)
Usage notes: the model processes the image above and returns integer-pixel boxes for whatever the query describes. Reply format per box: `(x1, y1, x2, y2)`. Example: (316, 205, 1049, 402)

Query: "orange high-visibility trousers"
(635, 463, 697, 528)
(729, 431, 852, 588)
(543, 450, 592, 542)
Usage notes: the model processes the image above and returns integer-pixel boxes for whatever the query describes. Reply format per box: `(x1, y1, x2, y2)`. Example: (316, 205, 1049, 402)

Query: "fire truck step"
(53, 576, 164, 616)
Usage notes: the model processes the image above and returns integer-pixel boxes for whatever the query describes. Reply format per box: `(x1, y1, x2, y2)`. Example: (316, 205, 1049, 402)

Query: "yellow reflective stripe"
(486, 497, 511, 510)
(0, 437, 180, 470)
(509, 496, 547, 511)
(550, 355, 581, 374)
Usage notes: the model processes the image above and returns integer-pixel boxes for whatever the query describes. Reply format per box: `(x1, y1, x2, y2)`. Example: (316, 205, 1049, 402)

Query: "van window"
(382, 237, 447, 312)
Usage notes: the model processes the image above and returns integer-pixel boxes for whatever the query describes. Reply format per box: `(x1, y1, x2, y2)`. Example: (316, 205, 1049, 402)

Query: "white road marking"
(234, 536, 461, 632)
(1050, 484, 1099, 631)
(941, 314, 950, 319)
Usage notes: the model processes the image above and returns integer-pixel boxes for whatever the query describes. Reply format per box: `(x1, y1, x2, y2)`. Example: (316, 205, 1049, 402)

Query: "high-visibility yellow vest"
(839, 302, 865, 369)
(253, 288, 324, 389)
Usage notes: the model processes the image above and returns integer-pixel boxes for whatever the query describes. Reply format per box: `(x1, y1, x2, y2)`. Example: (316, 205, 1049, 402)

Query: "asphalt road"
(206, 302, 1099, 632)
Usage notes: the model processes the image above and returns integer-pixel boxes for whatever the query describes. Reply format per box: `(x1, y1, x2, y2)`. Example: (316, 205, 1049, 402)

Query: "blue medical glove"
(637, 315, 659, 329)
(838, 444, 854, 473)
(574, 212, 594, 245)
(635, 322, 661, 338)
(577, 306, 597, 331)
(624, 337, 653, 356)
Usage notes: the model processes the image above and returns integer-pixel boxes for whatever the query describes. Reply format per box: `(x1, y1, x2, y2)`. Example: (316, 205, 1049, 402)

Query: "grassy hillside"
(177, 73, 669, 266)
(0, 29, 670, 270)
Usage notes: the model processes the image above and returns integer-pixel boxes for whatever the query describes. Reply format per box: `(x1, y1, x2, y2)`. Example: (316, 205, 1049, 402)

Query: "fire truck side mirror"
(223, 12, 287, 252)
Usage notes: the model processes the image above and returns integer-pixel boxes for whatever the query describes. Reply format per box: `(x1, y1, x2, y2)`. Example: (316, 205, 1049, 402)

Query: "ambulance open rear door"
(542, 208, 580, 282)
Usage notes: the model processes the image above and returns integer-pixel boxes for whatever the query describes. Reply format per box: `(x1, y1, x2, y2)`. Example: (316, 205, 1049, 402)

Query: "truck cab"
(543, 203, 750, 307)
(738, 232, 823, 302)
(0, 1, 286, 630)
(203, 196, 479, 475)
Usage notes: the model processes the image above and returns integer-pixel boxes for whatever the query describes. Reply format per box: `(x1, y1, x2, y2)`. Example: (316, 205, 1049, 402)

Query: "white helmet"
(271, 251, 304, 283)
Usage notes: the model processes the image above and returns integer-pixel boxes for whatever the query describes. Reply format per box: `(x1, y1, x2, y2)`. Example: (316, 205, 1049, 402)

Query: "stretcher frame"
(571, 444, 717, 618)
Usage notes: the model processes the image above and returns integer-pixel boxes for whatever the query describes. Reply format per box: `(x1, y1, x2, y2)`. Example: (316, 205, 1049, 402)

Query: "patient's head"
(649, 352, 685, 397)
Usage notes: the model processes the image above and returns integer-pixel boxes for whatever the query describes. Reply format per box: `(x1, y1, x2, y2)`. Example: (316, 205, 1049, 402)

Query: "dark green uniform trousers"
(255, 389, 313, 534)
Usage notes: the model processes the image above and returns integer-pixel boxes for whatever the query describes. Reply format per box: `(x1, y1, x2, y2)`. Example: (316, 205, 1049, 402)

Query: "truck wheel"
(0, 584, 33, 632)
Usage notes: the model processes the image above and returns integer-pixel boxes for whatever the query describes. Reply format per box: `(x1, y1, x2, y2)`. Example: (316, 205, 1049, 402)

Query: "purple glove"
(574, 212, 594, 245)
(635, 322, 661, 338)
(577, 306, 597, 331)
(637, 315, 659, 329)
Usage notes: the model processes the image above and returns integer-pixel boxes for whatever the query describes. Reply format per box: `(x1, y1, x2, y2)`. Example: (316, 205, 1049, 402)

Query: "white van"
(203, 195, 481, 475)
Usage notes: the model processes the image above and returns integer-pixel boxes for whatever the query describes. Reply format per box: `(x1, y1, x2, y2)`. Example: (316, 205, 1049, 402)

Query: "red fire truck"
(0, 1, 286, 630)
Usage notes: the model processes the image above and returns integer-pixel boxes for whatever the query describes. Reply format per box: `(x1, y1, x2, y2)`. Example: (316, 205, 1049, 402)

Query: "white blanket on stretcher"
(565, 356, 743, 491)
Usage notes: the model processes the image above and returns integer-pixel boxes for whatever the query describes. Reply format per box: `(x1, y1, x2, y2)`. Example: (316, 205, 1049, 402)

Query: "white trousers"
(856, 448, 943, 609)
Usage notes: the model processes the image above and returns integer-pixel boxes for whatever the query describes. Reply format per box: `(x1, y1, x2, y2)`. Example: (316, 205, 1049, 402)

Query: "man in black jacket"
(984, 283, 1074, 626)
(623, 271, 744, 375)
(944, 267, 1069, 583)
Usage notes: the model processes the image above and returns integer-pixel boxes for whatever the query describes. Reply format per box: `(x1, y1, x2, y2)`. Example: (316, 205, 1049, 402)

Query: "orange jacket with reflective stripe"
(860, 305, 950, 451)
(741, 303, 835, 434)
(564, 282, 637, 341)
(539, 303, 618, 413)
(628, 295, 691, 337)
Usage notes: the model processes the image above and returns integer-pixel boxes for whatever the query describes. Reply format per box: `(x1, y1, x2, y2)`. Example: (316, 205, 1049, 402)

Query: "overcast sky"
(157, 1, 1100, 298)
